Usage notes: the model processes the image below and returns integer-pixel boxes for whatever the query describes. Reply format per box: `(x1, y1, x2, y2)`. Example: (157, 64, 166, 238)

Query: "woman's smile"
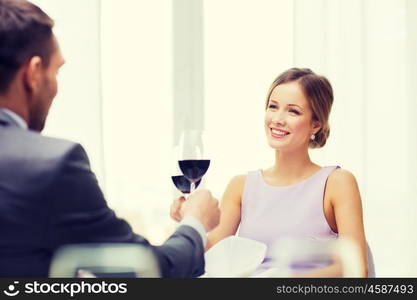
(270, 128, 290, 139)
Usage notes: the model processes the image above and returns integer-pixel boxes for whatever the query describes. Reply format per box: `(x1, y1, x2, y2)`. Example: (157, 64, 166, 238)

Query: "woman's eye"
(289, 109, 300, 115)
(268, 104, 277, 109)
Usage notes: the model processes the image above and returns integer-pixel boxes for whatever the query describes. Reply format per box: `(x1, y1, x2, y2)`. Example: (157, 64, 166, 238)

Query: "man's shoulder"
(0, 128, 86, 193)
(1, 127, 79, 160)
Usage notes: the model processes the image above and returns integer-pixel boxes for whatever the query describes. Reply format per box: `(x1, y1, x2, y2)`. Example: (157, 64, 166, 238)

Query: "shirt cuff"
(179, 216, 207, 248)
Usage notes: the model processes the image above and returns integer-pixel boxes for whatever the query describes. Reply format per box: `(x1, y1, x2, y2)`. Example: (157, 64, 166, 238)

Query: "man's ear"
(23, 56, 43, 94)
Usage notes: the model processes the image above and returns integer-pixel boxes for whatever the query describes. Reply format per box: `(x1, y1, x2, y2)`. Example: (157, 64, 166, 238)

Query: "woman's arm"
(326, 168, 368, 277)
(205, 175, 246, 251)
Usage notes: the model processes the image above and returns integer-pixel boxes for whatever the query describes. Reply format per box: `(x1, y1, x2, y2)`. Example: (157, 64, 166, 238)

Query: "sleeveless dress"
(238, 166, 339, 274)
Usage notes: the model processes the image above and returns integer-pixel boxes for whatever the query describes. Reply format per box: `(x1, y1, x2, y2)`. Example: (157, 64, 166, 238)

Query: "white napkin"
(203, 236, 267, 277)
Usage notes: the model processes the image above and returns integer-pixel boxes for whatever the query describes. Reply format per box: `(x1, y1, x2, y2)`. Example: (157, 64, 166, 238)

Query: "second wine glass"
(177, 129, 210, 194)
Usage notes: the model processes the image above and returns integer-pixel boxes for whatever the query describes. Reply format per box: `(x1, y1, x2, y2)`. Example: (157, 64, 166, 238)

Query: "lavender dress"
(238, 166, 340, 274)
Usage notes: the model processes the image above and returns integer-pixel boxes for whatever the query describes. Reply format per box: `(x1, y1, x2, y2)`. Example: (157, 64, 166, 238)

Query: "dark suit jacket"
(0, 110, 204, 277)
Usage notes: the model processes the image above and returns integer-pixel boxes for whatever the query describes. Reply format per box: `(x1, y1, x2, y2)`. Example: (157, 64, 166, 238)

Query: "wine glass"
(171, 134, 202, 196)
(171, 174, 202, 195)
(264, 236, 362, 277)
(177, 129, 210, 194)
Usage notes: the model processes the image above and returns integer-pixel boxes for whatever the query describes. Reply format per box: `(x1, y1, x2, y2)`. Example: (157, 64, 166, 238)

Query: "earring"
(310, 134, 315, 141)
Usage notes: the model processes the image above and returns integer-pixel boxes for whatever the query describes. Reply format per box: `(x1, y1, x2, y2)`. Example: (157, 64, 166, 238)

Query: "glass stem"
(190, 181, 196, 194)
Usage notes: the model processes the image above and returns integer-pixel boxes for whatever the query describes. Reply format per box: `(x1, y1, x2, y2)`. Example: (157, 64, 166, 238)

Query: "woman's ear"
(23, 56, 43, 94)
(312, 120, 321, 134)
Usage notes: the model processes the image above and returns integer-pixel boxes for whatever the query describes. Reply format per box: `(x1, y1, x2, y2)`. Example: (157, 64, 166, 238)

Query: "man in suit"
(0, 0, 220, 277)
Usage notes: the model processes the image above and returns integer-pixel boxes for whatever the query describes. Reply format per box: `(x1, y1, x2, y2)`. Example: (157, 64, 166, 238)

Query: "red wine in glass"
(178, 159, 210, 185)
(176, 130, 210, 194)
(171, 175, 202, 194)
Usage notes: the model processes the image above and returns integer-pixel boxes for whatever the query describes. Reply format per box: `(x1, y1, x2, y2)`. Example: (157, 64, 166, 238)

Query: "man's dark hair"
(0, 0, 54, 93)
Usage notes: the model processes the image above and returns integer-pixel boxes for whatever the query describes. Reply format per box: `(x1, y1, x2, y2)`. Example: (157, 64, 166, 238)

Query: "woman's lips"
(271, 128, 290, 139)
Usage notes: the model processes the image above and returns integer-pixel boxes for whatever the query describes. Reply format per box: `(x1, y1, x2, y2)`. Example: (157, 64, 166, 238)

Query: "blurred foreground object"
(49, 243, 160, 278)
(266, 237, 363, 277)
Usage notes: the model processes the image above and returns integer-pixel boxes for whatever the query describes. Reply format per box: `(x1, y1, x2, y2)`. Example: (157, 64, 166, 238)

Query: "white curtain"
(100, 0, 174, 243)
(292, 0, 417, 277)
(34, 0, 105, 186)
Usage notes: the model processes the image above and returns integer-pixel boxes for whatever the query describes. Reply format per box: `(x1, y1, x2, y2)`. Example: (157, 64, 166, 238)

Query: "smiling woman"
(206, 68, 370, 277)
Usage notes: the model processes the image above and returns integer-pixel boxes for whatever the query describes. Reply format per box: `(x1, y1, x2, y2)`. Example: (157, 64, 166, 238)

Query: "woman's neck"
(268, 148, 319, 182)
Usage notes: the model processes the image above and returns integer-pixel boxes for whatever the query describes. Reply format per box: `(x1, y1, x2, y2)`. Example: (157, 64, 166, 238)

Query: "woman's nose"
(271, 111, 286, 126)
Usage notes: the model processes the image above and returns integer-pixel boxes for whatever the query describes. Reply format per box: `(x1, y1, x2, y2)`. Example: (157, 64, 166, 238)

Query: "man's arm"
(46, 143, 205, 277)
(154, 225, 205, 277)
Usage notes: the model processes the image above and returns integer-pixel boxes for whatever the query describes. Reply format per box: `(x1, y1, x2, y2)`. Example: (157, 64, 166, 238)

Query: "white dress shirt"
(1, 108, 28, 129)
(180, 216, 207, 248)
